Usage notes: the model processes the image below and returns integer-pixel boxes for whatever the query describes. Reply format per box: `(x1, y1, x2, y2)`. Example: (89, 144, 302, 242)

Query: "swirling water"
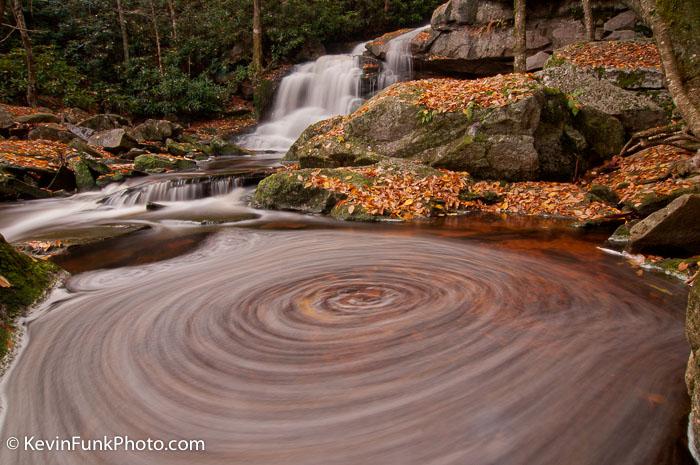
(0, 209, 692, 464)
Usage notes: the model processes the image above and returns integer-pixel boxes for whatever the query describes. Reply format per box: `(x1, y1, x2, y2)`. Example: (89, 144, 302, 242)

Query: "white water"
(237, 43, 367, 153)
(379, 26, 428, 88)
(238, 29, 428, 154)
(102, 176, 243, 207)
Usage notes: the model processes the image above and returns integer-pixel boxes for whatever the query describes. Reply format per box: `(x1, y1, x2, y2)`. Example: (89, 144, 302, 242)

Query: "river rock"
(133, 154, 196, 173)
(687, 283, 700, 455)
(28, 124, 77, 143)
(67, 154, 110, 191)
(16, 113, 60, 124)
(87, 129, 138, 153)
(629, 194, 700, 256)
(0, 234, 61, 359)
(78, 114, 130, 132)
(287, 77, 598, 181)
(537, 63, 668, 135)
(0, 170, 52, 201)
(129, 119, 183, 142)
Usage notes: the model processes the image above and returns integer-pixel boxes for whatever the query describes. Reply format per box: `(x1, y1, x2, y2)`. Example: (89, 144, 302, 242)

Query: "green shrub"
(0, 46, 93, 108)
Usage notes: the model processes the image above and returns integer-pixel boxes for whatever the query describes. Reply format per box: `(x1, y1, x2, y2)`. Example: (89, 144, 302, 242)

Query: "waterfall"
(102, 176, 243, 207)
(379, 26, 429, 88)
(238, 29, 427, 154)
(237, 43, 367, 153)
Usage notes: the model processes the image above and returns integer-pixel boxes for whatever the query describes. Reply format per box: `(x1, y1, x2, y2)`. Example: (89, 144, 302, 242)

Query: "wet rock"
(146, 202, 166, 211)
(205, 138, 251, 157)
(0, 234, 61, 359)
(129, 119, 183, 142)
(78, 114, 130, 132)
(686, 283, 700, 454)
(87, 129, 138, 153)
(133, 154, 196, 173)
(16, 113, 60, 124)
(629, 194, 700, 256)
(253, 170, 346, 214)
(67, 155, 110, 191)
(0, 170, 52, 201)
(604, 10, 637, 32)
(28, 124, 77, 143)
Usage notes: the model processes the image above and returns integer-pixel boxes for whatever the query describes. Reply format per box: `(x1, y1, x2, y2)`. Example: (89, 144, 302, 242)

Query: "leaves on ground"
(555, 40, 661, 70)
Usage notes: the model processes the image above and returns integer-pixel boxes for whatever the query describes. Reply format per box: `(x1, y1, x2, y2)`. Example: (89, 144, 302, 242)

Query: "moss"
(615, 70, 645, 89)
(253, 79, 275, 118)
(252, 171, 346, 214)
(544, 55, 567, 69)
(330, 203, 378, 222)
(134, 154, 196, 173)
(0, 236, 61, 361)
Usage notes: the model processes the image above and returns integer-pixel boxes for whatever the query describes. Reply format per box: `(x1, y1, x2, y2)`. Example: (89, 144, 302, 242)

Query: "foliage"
(0, 47, 94, 109)
(117, 59, 229, 117)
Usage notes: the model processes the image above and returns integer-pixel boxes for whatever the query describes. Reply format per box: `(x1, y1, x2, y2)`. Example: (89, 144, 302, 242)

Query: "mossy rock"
(252, 171, 346, 214)
(0, 235, 61, 361)
(626, 186, 700, 217)
(254, 79, 275, 118)
(134, 154, 196, 173)
(0, 170, 52, 201)
(588, 184, 620, 205)
(205, 138, 252, 157)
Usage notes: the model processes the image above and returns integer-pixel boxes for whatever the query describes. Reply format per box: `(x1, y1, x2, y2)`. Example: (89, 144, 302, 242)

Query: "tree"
(582, 0, 594, 41)
(146, 0, 163, 73)
(0, 0, 6, 26)
(623, 0, 700, 138)
(513, 0, 526, 73)
(166, 0, 177, 40)
(384, 0, 390, 13)
(115, 0, 130, 62)
(252, 0, 263, 79)
(11, 0, 37, 107)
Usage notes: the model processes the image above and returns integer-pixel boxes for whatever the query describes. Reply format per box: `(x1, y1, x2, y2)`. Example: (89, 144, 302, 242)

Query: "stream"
(0, 34, 693, 465)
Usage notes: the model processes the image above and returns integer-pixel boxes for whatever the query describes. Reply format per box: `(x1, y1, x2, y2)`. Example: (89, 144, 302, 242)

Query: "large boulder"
(87, 129, 138, 153)
(537, 63, 669, 135)
(629, 194, 700, 256)
(129, 119, 183, 142)
(687, 283, 700, 455)
(287, 75, 599, 182)
(28, 124, 77, 143)
(0, 234, 61, 359)
(77, 114, 130, 132)
(67, 154, 110, 191)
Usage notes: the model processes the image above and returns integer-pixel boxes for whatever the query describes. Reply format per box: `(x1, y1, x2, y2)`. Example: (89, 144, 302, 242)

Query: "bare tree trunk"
(147, 0, 163, 74)
(582, 0, 594, 41)
(252, 0, 262, 79)
(384, 0, 390, 14)
(12, 0, 37, 107)
(513, 0, 527, 73)
(166, 0, 176, 41)
(115, 0, 129, 62)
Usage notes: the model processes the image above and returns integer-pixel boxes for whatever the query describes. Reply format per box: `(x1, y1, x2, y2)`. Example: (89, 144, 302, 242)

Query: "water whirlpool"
(0, 230, 690, 465)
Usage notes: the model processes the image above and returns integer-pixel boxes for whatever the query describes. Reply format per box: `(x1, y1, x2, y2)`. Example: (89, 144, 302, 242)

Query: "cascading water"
(237, 43, 367, 153)
(378, 26, 428, 88)
(102, 175, 243, 207)
(238, 29, 429, 154)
